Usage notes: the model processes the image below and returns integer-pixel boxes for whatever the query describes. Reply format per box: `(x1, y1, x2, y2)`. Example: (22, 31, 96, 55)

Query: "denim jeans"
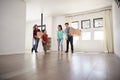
(66, 36, 74, 52)
(57, 39, 63, 51)
(32, 38, 40, 52)
(42, 43, 47, 52)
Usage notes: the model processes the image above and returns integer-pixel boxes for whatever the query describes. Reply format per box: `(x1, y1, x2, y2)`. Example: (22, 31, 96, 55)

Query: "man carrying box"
(65, 23, 74, 53)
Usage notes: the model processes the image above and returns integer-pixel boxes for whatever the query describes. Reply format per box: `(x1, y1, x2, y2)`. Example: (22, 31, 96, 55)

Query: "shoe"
(65, 51, 68, 53)
(35, 51, 38, 53)
(31, 48, 33, 53)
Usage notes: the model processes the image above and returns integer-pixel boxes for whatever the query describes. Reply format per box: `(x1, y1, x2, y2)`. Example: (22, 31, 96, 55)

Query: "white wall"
(0, 0, 26, 55)
(52, 12, 106, 52)
(112, 1, 120, 57)
(25, 16, 53, 52)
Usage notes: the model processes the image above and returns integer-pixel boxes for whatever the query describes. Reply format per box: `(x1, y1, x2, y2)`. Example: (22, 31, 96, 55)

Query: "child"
(41, 30, 48, 53)
(57, 25, 64, 54)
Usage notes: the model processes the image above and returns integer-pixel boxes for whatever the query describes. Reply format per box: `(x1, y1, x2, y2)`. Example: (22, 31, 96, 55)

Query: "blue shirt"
(57, 30, 64, 39)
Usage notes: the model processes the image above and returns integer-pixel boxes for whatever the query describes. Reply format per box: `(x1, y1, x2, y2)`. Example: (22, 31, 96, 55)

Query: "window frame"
(38, 24, 46, 31)
(71, 21, 79, 29)
(81, 19, 91, 29)
(93, 18, 103, 28)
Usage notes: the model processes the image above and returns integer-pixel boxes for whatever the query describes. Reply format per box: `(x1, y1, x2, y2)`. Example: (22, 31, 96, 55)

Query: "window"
(94, 31, 104, 40)
(93, 18, 103, 28)
(82, 32, 91, 40)
(71, 21, 79, 29)
(81, 19, 91, 29)
(71, 21, 79, 44)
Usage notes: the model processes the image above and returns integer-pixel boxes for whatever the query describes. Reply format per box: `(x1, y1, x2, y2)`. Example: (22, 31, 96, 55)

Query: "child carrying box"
(41, 30, 48, 53)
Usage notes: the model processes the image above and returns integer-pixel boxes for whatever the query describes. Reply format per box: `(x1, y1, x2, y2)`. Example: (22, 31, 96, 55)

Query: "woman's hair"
(58, 25, 62, 30)
(33, 24, 38, 30)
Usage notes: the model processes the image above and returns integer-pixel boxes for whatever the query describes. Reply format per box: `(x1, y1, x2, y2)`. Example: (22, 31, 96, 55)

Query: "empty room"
(0, 0, 120, 80)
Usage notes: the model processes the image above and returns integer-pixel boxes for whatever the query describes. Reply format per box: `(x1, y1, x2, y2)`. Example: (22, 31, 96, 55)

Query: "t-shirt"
(57, 30, 64, 39)
(41, 33, 48, 43)
(33, 29, 40, 38)
(65, 27, 72, 37)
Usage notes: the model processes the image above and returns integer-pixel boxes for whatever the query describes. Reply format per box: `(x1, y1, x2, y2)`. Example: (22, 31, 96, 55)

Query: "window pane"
(71, 21, 79, 29)
(81, 20, 90, 29)
(82, 32, 91, 40)
(94, 31, 104, 40)
(73, 36, 79, 44)
(71, 22, 79, 43)
(74, 36, 79, 40)
(93, 18, 103, 28)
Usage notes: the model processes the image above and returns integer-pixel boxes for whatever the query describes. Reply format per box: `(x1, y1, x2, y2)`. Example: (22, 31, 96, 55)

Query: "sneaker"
(31, 48, 33, 53)
(35, 51, 38, 53)
(65, 51, 68, 53)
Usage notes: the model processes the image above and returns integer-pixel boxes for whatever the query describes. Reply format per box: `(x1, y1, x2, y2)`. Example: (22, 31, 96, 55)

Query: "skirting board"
(0, 51, 25, 55)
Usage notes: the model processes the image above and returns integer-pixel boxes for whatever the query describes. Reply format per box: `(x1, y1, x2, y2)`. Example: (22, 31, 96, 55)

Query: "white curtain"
(103, 10, 114, 53)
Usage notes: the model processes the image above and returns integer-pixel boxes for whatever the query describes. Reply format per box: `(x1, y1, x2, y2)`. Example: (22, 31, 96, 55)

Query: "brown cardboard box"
(70, 28, 81, 36)
(37, 32, 43, 38)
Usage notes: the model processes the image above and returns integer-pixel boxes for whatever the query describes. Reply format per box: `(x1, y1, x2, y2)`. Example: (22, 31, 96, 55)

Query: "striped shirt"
(65, 27, 72, 37)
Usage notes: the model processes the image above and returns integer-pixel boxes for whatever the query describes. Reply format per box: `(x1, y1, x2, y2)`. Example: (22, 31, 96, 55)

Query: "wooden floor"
(0, 52, 120, 80)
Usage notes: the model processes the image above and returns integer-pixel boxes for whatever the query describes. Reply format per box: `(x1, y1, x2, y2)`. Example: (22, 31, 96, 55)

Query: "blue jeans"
(57, 39, 63, 51)
(42, 43, 47, 52)
(32, 38, 40, 52)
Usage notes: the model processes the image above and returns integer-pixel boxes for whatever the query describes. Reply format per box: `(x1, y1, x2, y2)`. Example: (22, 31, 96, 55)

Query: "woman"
(57, 25, 64, 54)
(31, 24, 40, 53)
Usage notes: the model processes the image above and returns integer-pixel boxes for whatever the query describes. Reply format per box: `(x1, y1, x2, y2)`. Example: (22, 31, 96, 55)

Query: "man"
(65, 23, 74, 53)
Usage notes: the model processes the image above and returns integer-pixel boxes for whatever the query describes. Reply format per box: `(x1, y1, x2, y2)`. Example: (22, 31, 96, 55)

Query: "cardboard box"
(70, 28, 81, 36)
(37, 32, 43, 38)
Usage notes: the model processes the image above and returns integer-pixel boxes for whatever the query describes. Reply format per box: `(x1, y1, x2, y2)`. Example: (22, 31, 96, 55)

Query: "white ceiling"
(26, 0, 113, 21)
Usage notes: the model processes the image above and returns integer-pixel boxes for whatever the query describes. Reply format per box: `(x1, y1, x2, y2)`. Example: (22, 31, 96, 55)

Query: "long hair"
(33, 24, 37, 30)
(58, 25, 63, 30)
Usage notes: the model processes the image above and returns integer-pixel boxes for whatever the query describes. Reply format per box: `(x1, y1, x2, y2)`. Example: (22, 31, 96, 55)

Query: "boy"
(41, 30, 48, 53)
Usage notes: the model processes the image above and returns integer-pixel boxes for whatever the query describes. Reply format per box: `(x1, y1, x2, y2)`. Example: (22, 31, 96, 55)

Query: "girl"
(57, 25, 64, 54)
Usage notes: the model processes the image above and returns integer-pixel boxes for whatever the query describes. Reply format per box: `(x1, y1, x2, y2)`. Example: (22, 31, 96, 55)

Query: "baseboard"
(0, 51, 25, 55)
(25, 49, 44, 53)
(104, 51, 114, 54)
